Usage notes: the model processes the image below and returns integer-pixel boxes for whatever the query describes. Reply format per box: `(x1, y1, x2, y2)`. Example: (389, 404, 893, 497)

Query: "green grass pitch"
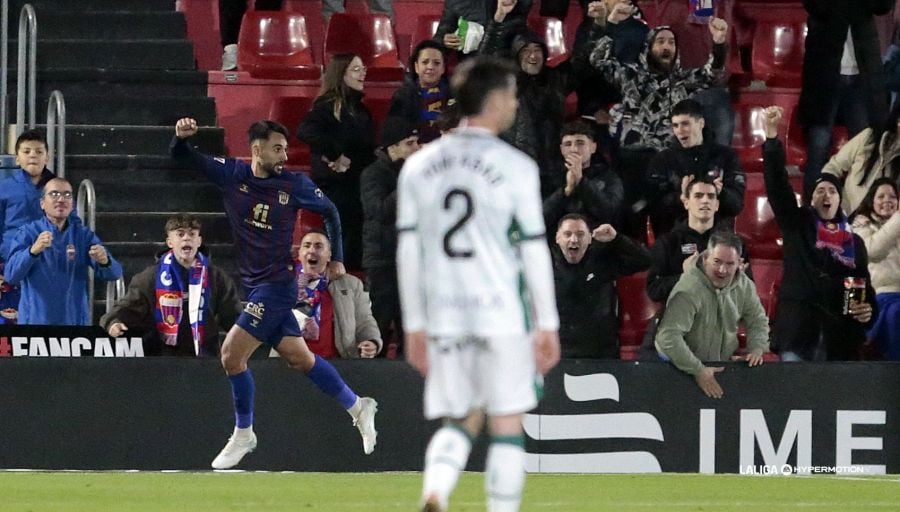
(2, 472, 897, 511)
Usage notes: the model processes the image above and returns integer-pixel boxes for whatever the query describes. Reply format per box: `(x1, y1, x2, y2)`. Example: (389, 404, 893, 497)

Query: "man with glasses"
(4, 177, 122, 325)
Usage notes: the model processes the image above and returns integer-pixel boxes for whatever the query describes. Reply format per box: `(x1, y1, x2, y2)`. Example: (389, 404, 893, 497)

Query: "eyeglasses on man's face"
(45, 190, 74, 199)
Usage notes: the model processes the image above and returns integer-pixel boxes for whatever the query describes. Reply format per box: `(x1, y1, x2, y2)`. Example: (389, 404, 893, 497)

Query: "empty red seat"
(238, 11, 321, 80)
(617, 271, 660, 360)
(527, 17, 568, 67)
(268, 96, 315, 167)
(748, 258, 784, 316)
(748, 6, 807, 88)
(293, 210, 324, 249)
(734, 172, 802, 259)
(412, 14, 441, 53)
(325, 13, 405, 82)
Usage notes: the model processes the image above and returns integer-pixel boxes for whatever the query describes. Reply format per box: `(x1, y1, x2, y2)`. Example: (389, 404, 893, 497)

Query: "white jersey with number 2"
(396, 126, 554, 337)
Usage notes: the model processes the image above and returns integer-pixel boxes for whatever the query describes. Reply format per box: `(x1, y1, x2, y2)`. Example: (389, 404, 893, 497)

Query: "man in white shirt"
(397, 55, 560, 512)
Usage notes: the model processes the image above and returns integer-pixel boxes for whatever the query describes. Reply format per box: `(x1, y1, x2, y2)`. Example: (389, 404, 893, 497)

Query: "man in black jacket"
(552, 213, 651, 358)
(644, 99, 745, 235)
(543, 120, 624, 229)
(360, 117, 420, 355)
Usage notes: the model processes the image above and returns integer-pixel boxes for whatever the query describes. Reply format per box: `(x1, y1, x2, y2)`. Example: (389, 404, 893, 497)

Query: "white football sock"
(421, 425, 472, 509)
(485, 441, 526, 512)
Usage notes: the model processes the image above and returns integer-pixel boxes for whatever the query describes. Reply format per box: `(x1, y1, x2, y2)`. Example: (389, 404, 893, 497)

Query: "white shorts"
(424, 333, 537, 420)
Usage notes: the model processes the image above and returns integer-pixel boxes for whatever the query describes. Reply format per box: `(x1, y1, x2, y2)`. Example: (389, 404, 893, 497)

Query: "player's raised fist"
(175, 117, 199, 139)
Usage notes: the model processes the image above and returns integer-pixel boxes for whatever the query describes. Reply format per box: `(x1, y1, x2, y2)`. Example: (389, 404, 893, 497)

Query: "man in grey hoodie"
(654, 230, 769, 398)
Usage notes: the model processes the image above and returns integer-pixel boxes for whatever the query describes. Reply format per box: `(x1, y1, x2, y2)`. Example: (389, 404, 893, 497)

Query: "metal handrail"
(46, 90, 65, 177)
(77, 179, 97, 321)
(105, 278, 125, 315)
(1, 0, 9, 152)
(15, 4, 36, 137)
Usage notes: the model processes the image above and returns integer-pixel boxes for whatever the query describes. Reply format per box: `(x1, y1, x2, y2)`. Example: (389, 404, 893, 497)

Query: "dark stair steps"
(12, 11, 187, 40)
(38, 125, 225, 156)
(18, 69, 209, 98)
(65, 155, 211, 183)
(9, 40, 195, 70)
(95, 212, 231, 244)
(34, 95, 217, 127)
(90, 182, 224, 212)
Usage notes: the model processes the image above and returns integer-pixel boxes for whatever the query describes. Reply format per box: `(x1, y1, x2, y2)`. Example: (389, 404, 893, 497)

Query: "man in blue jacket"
(5, 177, 122, 325)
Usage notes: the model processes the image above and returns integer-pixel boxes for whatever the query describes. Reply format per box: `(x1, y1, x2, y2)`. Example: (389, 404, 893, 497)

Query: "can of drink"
(842, 277, 867, 316)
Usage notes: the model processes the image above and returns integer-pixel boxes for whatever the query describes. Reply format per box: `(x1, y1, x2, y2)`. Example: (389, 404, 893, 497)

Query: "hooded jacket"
(0, 168, 55, 260)
(588, 26, 726, 151)
(821, 127, 900, 214)
(654, 258, 769, 376)
(483, 30, 576, 170)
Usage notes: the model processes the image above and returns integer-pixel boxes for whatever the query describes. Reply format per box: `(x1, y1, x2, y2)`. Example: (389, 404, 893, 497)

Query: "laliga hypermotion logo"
(524, 373, 664, 473)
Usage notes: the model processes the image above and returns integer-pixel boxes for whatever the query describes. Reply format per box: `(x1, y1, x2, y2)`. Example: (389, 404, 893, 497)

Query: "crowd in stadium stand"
(0, 0, 898, 366)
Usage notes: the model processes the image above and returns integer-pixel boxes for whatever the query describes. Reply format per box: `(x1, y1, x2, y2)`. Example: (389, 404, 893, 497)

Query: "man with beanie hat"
(360, 117, 420, 355)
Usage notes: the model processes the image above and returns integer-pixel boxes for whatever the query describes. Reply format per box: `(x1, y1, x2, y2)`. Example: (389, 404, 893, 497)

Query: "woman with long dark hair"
(388, 40, 452, 144)
(821, 101, 900, 214)
(762, 106, 877, 361)
(298, 53, 376, 270)
(850, 178, 900, 360)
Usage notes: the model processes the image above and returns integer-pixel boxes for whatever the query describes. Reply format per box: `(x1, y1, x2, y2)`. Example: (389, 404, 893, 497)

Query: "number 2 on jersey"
(442, 188, 474, 258)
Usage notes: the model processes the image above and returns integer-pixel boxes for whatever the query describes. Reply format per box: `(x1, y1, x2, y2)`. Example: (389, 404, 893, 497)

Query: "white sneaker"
(211, 429, 257, 469)
(221, 44, 237, 71)
(353, 397, 378, 455)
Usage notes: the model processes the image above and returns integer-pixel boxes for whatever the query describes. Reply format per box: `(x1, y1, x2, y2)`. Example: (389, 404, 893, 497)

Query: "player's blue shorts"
(236, 279, 301, 347)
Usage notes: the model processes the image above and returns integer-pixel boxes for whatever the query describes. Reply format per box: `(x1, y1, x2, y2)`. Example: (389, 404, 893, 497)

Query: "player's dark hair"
(560, 120, 595, 141)
(671, 99, 705, 120)
(247, 120, 289, 146)
(684, 175, 719, 198)
(165, 213, 202, 235)
(707, 230, 743, 255)
(15, 128, 47, 153)
(451, 56, 517, 117)
(557, 212, 590, 230)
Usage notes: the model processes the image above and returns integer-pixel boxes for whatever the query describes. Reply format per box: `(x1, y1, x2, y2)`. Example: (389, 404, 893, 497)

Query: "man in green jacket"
(655, 231, 769, 398)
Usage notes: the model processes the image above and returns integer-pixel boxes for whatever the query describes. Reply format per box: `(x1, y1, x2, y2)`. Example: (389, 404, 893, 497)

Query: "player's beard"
(263, 161, 284, 175)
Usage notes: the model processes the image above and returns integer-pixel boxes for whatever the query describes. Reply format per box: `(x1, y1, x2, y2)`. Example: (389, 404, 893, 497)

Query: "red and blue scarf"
(815, 214, 856, 269)
(154, 251, 210, 355)
(295, 264, 328, 340)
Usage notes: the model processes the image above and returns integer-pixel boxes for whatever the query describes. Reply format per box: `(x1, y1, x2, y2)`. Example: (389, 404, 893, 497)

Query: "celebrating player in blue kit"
(171, 117, 378, 470)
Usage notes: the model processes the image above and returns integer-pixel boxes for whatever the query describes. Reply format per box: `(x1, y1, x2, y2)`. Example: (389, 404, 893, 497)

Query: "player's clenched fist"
(30, 231, 53, 255)
(175, 117, 199, 139)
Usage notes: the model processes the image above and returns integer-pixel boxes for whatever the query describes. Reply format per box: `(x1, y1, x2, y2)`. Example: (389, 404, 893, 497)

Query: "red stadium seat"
(734, 173, 802, 259)
(749, 258, 784, 316)
(362, 95, 392, 141)
(527, 17, 568, 67)
(617, 271, 660, 360)
(748, 6, 807, 88)
(268, 96, 314, 167)
(325, 13, 405, 82)
(411, 14, 441, 53)
(237, 11, 321, 80)
(731, 90, 801, 173)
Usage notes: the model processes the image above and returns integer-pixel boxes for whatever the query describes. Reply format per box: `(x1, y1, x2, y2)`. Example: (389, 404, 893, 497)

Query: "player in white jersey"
(397, 56, 561, 512)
